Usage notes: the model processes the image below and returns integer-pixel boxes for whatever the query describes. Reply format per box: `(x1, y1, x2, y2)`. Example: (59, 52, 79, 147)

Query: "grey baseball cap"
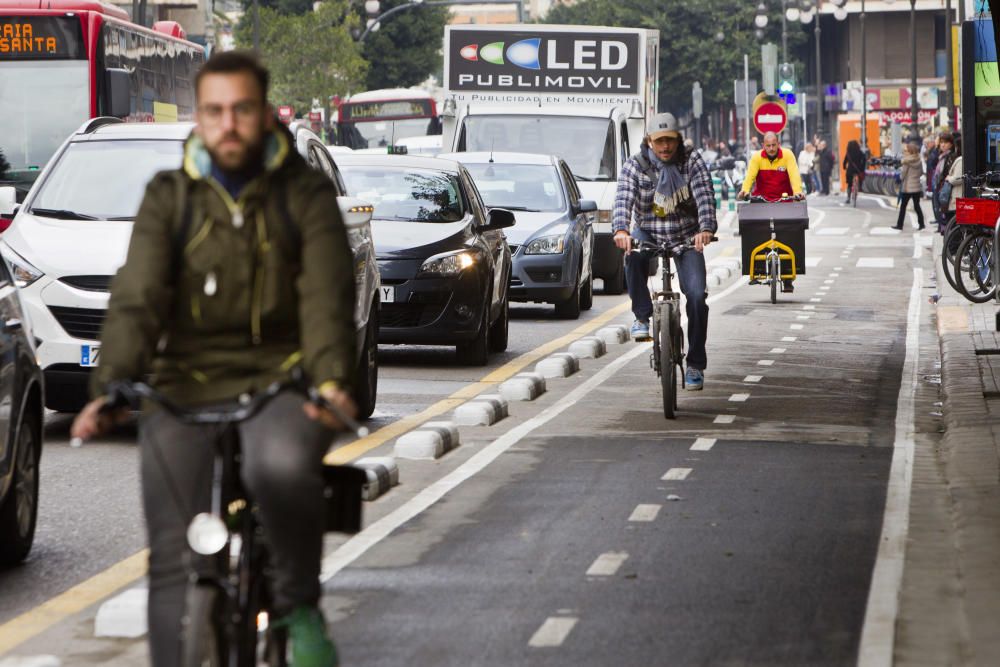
(646, 112, 681, 140)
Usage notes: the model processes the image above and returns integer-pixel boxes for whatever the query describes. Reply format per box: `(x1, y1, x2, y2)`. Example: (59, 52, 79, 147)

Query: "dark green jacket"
(91, 126, 357, 405)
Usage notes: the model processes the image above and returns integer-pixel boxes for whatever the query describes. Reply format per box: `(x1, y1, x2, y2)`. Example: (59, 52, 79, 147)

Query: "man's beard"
(208, 132, 265, 173)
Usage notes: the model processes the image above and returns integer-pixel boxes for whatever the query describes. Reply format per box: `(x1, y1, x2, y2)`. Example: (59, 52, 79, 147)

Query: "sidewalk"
(896, 235, 1000, 665)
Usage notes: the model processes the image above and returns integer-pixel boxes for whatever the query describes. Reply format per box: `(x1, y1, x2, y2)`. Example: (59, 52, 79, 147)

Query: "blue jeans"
(625, 227, 710, 371)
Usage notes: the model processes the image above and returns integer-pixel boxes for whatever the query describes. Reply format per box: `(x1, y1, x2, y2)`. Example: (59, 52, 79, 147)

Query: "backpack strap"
(170, 172, 194, 280)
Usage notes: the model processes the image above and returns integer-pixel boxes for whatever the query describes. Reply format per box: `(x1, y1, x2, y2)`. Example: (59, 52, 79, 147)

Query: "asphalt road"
(0, 194, 940, 666)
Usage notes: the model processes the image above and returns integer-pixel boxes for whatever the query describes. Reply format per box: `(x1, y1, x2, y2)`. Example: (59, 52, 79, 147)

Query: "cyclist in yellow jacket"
(737, 132, 804, 201)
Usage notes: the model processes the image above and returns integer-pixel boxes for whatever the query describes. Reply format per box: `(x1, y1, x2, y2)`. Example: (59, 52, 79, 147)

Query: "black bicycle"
(631, 236, 716, 419)
(95, 373, 368, 667)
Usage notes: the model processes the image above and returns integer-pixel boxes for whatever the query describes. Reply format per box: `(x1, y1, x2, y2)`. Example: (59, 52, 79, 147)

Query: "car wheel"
(352, 304, 379, 420)
(580, 268, 594, 311)
(0, 414, 40, 567)
(488, 292, 509, 353)
(456, 301, 490, 366)
(554, 268, 582, 319)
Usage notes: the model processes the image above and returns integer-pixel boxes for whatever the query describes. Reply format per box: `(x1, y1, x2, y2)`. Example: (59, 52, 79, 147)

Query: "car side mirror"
(337, 196, 374, 228)
(104, 68, 131, 118)
(575, 199, 598, 214)
(480, 207, 515, 231)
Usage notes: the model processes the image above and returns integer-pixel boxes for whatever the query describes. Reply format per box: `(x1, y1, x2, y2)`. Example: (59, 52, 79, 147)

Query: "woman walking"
(943, 137, 964, 225)
(842, 140, 866, 202)
(893, 142, 925, 230)
(797, 143, 816, 195)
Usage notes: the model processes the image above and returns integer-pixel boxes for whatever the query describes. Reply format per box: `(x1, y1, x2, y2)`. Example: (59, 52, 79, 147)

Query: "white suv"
(1, 119, 379, 414)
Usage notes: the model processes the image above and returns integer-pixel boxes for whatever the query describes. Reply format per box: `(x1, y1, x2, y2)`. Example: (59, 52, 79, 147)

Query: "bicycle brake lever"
(307, 386, 370, 438)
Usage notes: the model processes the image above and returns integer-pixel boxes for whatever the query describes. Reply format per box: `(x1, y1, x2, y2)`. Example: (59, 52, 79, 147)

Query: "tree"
(236, 1, 368, 113)
(362, 0, 448, 90)
(247, 0, 314, 17)
(545, 0, 807, 116)
(0, 149, 9, 181)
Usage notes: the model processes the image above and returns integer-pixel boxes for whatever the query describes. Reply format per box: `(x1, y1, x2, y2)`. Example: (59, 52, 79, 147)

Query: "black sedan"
(441, 152, 596, 319)
(0, 258, 45, 567)
(335, 154, 514, 365)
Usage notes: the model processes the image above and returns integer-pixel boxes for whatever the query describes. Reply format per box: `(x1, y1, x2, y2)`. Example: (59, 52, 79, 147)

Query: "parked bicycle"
(77, 372, 368, 667)
(631, 236, 716, 419)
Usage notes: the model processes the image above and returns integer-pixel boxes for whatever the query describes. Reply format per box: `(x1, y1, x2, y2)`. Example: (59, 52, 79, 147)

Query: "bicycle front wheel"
(181, 584, 228, 667)
(954, 231, 996, 304)
(769, 255, 779, 304)
(659, 303, 677, 419)
(940, 219, 967, 293)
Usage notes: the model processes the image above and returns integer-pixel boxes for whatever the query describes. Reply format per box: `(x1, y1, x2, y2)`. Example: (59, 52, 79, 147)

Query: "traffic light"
(778, 62, 795, 94)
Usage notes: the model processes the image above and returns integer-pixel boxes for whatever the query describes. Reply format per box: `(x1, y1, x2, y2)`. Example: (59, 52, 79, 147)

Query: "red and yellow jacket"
(740, 147, 803, 200)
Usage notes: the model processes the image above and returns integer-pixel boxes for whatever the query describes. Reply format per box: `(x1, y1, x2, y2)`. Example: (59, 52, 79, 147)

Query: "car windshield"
(460, 115, 616, 182)
(31, 140, 184, 220)
(464, 163, 565, 212)
(0, 61, 89, 192)
(340, 166, 465, 223)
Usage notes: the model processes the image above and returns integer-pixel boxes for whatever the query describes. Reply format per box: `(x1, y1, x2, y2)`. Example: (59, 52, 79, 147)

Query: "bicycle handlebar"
(746, 194, 802, 203)
(70, 368, 369, 447)
(630, 236, 719, 255)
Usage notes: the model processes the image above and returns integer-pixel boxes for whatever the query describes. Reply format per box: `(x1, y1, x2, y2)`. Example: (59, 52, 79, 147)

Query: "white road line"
(816, 227, 849, 236)
(586, 551, 629, 577)
(861, 194, 893, 210)
(857, 257, 895, 268)
(757, 359, 775, 366)
(810, 298, 822, 302)
(743, 375, 762, 383)
(824, 279, 835, 284)
(317, 270, 749, 583)
(834, 266, 843, 270)
(713, 414, 735, 424)
(729, 393, 750, 402)
(857, 261, 923, 666)
(796, 315, 811, 320)
(806, 257, 823, 267)
(769, 347, 787, 353)
(691, 437, 717, 450)
(828, 272, 840, 277)
(803, 305, 816, 310)
(662, 468, 692, 481)
(629, 504, 662, 522)
(846, 245, 856, 250)
(529, 617, 578, 648)
(790, 324, 804, 330)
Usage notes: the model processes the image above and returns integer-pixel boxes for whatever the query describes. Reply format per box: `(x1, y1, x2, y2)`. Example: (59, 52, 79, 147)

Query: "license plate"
(80, 345, 100, 367)
(380, 286, 395, 303)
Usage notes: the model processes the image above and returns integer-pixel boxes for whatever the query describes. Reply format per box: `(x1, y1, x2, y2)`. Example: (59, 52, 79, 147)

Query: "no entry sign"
(754, 101, 787, 134)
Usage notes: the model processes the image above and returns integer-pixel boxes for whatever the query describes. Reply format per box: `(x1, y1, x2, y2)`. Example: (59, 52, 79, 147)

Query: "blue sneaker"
(630, 319, 651, 341)
(685, 367, 704, 391)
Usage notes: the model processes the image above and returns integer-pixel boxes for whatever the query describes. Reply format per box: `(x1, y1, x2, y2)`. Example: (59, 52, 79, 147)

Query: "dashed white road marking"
(758, 359, 775, 366)
(796, 315, 811, 320)
(743, 375, 763, 383)
(846, 245, 856, 250)
(691, 437, 717, 450)
(529, 617, 578, 648)
(810, 298, 822, 303)
(770, 346, 787, 352)
(780, 335, 796, 342)
(803, 305, 816, 310)
(824, 279, 835, 284)
(834, 266, 843, 270)
(713, 414, 735, 424)
(805, 257, 823, 267)
(790, 324, 804, 330)
(828, 272, 840, 277)
(629, 504, 662, 522)
(816, 227, 849, 235)
(662, 468, 692, 481)
(870, 227, 901, 236)
(857, 257, 894, 268)
(729, 393, 750, 402)
(586, 551, 629, 577)
(853, 233, 863, 238)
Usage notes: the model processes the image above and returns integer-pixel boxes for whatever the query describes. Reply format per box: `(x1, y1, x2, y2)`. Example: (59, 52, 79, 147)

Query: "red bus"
(332, 88, 441, 150)
(0, 0, 205, 196)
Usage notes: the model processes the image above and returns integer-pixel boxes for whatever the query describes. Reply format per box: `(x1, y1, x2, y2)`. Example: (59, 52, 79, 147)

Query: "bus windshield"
(336, 97, 440, 149)
(459, 115, 617, 182)
(0, 61, 89, 188)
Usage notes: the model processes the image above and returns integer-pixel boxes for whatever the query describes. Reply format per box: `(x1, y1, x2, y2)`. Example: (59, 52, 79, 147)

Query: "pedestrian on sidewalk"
(612, 112, 717, 390)
(932, 133, 956, 231)
(893, 142, 925, 230)
(817, 139, 835, 195)
(943, 137, 964, 227)
(797, 142, 816, 195)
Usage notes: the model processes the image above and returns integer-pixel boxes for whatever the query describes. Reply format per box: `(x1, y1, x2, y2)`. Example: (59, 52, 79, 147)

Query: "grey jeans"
(139, 391, 332, 667)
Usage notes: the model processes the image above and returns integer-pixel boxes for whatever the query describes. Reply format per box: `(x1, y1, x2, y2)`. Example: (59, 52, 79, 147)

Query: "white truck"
(441, 24, 660, 293)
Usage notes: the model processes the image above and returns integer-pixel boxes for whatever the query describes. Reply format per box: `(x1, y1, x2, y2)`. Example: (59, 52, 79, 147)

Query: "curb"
(454, 394, 509, 426)
(356, 456, 399, 500)
(499, 372, 546, 401)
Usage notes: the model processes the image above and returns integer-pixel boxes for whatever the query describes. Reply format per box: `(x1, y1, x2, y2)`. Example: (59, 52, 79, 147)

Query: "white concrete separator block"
(423, 421, 460, 451)
(94, 587, 149, 638)
(596, 325, 629, 345)
(535, 353, 578, 378)
(707, 272, 722, 287)
(453, 395, 507, 426)
(568, 336, 606, 359)
(393, 430, 445, 460)
(0, 657, 63, 667)
(712, 265, 732, 280)
(478, 394, 509, 419)
(356, 456, 399, 501)
(551, 352, 580, 372)
(499, 373, 546, 401)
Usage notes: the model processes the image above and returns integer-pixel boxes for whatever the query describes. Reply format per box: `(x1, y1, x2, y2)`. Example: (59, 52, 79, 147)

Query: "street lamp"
(805, 0, 847, 137)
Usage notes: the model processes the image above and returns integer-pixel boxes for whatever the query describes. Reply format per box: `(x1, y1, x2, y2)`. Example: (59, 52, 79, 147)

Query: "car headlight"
(524, 235, 565, 254)
(418, 250, 481, 277)
(0, 244, 44, 288)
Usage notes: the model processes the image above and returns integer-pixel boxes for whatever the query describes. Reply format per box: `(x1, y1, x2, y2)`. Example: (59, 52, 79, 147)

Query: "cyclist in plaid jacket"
(612, 112, 717, 391)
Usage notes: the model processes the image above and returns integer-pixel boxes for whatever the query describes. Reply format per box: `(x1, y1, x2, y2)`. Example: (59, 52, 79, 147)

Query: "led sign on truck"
(0, 17, 84, 58)
(447, 29, 640, 94)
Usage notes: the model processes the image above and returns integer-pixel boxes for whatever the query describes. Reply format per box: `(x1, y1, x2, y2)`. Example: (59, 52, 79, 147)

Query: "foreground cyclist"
(613, 112, 717, 390)
(71, 51, 356, 667)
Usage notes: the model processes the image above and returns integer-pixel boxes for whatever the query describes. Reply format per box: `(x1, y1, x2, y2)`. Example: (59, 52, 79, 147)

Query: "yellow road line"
(0, 549, 148, 654)
(325, 300, 631, 464)
(0, 299, 630, 655)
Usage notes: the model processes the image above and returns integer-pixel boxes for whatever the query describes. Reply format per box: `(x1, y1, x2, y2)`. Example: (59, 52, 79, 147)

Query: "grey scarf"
(643, 143, 692, 217)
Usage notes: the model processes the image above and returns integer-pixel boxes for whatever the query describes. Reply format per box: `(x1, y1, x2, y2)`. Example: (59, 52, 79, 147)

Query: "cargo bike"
(737, 196, 810, 303)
